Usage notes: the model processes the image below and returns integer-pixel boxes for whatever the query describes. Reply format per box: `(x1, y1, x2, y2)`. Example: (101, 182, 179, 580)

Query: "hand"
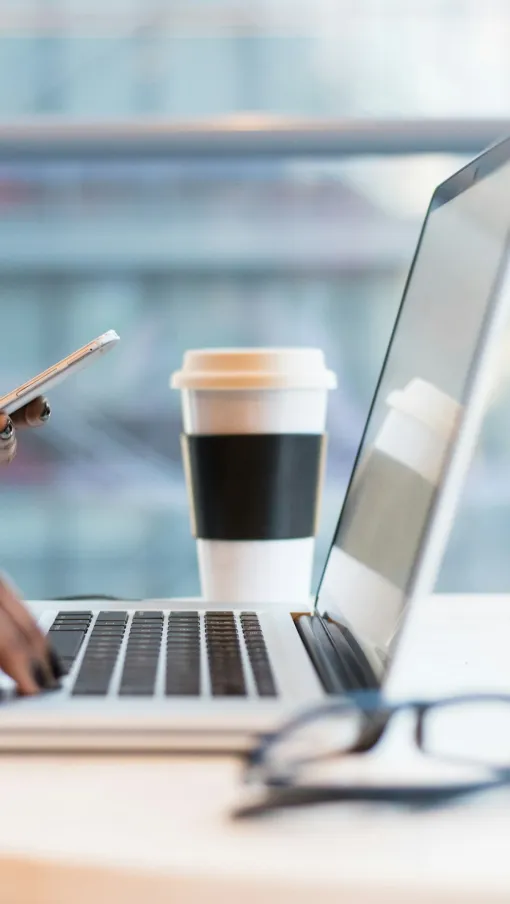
(0, 397, 51, 465)
(0, 395, 59, 694)
(0, 576, 63, 694)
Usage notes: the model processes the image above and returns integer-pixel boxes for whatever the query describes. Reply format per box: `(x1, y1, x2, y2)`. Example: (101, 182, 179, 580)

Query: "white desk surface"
(2, 594, 510, 904)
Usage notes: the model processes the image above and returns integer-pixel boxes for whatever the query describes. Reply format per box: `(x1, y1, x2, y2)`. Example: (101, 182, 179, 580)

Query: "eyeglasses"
(234, 692, 510, 819)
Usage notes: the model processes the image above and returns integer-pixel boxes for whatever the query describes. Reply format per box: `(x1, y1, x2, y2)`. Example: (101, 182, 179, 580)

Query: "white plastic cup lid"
(386, 378, 460, 438)
(170, 348, 337, 391)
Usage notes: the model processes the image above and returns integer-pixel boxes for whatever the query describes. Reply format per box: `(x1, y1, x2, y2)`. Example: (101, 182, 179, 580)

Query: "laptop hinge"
(295, 613, 378, 695)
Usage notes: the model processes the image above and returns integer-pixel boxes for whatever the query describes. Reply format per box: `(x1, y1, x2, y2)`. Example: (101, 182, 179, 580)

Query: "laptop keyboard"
(48, 610, 277, 699)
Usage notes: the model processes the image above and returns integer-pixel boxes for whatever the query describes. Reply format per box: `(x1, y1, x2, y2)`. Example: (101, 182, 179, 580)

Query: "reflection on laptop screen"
(316, 154, 510, 675)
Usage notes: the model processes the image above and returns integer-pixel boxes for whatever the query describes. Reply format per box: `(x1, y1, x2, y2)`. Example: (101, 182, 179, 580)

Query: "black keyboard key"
(241, 613, 277, 697)
(129, 631, 163, 646)
(49, 630, 87, 662)
(129, 621, 163, 628)
(72, 683, 113, 696)
(128, 632, 163, 639)
(72, 679, 117, 697)
(130, 622, 163, 629)
(49, 624, 90, 633)
(169, 625, 200, 634)
(128, 631, 162, 640)
(119, 686, 156, 696)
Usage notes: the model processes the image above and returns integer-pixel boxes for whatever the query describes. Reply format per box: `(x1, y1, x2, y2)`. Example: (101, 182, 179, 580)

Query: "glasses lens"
(422, 699, 510, 770)
(262, 708, 365, 780)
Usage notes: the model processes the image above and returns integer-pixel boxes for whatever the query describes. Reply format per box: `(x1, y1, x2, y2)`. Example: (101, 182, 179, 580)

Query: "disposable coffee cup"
(320, 378, 460, 650)
(170, 348, 337, 603)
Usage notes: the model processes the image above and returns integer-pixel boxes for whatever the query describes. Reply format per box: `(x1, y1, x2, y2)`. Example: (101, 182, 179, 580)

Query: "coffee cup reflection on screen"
(319, 377, 461, 655)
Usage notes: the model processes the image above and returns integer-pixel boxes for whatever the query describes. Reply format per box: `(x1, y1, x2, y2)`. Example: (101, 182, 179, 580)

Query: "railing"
(0, 117, 506, 273)
(0, 117, 508, 160)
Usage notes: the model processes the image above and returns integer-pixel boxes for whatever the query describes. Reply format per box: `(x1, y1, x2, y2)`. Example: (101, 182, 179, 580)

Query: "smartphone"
(0, 329, 120, 416)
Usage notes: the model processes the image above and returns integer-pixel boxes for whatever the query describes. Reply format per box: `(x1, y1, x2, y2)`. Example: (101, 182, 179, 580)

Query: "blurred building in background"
(0, 0, 510, 598)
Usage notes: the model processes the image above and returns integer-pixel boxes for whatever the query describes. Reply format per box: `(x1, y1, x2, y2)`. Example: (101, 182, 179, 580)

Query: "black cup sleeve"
(181, 433, 327, 541)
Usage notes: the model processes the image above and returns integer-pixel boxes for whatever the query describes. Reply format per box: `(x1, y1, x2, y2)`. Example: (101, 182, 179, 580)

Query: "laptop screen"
(315, 147, 510, 678)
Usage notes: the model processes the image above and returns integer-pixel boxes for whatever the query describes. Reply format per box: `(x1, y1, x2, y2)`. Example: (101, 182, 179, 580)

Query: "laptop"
(1, 136, 510, 751)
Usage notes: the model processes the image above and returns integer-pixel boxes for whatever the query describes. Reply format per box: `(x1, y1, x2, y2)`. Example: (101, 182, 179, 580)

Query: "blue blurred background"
(1, 0, 510, 600)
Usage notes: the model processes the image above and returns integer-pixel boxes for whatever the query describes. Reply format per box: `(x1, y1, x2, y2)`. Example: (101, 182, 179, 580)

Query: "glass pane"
(423, 700, 510, 769)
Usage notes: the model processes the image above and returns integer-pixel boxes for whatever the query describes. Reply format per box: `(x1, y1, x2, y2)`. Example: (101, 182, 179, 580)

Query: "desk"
(1, 594, 510, 904)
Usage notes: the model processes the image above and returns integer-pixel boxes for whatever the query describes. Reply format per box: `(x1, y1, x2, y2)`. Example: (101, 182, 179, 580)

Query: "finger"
(0, 576, 62, 684)
(0, 414, 16, 465)
(11, 396, 51, 429)
(0, 608, 43, 695)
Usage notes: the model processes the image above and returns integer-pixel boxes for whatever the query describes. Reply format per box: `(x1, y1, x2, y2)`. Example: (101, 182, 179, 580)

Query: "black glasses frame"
(234, 691, 510, 819)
